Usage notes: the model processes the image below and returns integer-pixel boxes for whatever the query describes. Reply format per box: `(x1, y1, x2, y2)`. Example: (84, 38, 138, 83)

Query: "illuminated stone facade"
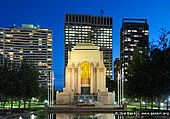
(56, 43, 115, 104)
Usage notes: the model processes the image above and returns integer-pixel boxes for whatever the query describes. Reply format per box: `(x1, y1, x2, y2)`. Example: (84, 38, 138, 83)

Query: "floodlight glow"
(168, 97, 170, 101)
(122, 98, 126, 101)
(44, 100, 48, 104)
(160, 103, 164, 107)
(30, 114, 35, 119)
(79, 99, 82, 102)
(19, 116, 23, 119)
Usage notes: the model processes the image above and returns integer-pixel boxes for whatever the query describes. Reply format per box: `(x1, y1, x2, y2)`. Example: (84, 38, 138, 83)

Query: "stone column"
(96, 67, 100, 91)
(78, 66, 81, 94)
(90, 66, 93, 94)
(72, 67, 74, 91)
(71, 67, 75, 102)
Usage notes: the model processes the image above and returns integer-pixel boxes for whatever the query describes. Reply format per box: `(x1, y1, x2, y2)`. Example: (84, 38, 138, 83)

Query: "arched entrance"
(74, 61, 97, 103)
(81, 61, 90, 95)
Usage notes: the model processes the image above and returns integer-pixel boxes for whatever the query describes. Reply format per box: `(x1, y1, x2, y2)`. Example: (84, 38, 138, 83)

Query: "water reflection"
(54, 113, 115, 119)
(46, 113, 142, 119)
(29, 112, 168, 119)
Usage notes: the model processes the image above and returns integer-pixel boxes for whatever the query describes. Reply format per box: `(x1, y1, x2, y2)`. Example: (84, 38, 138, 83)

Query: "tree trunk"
(140, 99, 142, 110)
(18, 98, 21, 110)
(158, 97, 161, 110)
(151, 98, 153, 109)
(11, 97, 13, 110)
(23, 99, 26, 109)
(3, 101, 6, 109)
(28, 99, 31, 109)
(166, 100, 169, 111)
(144, 99, 147, 109)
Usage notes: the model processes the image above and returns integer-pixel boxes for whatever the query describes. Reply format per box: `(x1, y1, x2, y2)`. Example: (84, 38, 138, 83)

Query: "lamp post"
(117, 68, 125, 107)
(48, 70, 54, 107)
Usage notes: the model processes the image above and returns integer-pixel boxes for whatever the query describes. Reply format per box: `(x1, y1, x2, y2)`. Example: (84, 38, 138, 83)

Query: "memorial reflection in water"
(45, 113, 154, 119)
(30, 112, 169, 119)
(50, 113, 115, 119)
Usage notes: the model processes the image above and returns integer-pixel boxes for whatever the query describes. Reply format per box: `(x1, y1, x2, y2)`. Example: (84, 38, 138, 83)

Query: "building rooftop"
(72, 43, 99, 50)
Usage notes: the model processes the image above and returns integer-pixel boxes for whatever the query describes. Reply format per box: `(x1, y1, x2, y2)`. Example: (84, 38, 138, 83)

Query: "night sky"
(1, 0, 170, 90)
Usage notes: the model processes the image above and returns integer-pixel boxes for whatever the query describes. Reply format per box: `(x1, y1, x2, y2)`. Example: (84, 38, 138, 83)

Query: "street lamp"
(48, 70, 54, 107)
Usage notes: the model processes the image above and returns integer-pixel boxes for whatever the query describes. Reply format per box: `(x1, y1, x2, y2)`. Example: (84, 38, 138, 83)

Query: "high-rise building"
(0, 24, 52, 88)
(64, 14, 113, 79)
(118, 18, 149, 105)
(114, 58, 120, 80)
(120, 18, 149, 79)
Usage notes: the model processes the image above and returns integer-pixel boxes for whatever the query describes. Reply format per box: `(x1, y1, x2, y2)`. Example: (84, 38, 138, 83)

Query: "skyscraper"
(64, 14, 113, 79)
(114, 58, 120, 80)
(0, 24, 52, 88)
(120, 18, 149, 79)
(118, 18, 149, 104)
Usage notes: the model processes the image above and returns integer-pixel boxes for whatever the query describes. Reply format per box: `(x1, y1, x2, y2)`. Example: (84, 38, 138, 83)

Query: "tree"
(150, 48, 170, 109)
(126, 47, 150, 109)
(126, 28, 170, 110)
(18, 58, 40, 109)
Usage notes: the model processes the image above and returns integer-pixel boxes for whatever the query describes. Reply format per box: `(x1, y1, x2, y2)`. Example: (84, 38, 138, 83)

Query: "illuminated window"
(48, 66, 51, 68)
(125, 62, 129, 65)
(48, 39, 52, 41)
(139, 51, 143, 53)
(5, 34, 13, 37)
(29, 33, 33, 35)
(130, 48, 134, 51)
(0, 31, 4, 34)
(124, 55, 128, 58)
(38, 38, 42, 41)
(134, 35, 138, 37)
(132, 30, 137, 32)
(125, 48, 128, 51)
(47, 58, 51, 61)
(38, 62, 42, 66)
(47, 48, 52, 51)
(134, 40, 139, 42)
(20, 56, 23, 60)
(128, 38, 131, 41)
(19, 49, 23, 53)
(6, 39, 11, 42)
(144, 33, 148, 35)
(9, 52, 13, 55)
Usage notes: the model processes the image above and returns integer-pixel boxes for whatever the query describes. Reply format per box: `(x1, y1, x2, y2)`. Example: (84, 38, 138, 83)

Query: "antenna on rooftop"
(100, 9, 104, 16)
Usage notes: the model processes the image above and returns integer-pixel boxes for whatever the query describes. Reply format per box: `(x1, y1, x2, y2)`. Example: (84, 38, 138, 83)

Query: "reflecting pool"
(29, 112, 169, 119)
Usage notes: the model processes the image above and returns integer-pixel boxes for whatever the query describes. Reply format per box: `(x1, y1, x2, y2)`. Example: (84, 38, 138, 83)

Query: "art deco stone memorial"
(56, 43, 115, 105)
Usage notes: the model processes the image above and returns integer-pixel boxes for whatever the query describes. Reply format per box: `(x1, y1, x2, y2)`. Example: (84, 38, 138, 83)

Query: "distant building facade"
(114, 58, 120, 80)
(64, 14, 113, 79)
(0, 24, 52, 87)
(120, 18, 149, 80)
(56, 43, 115, 104)
(118, 18, 149, 105)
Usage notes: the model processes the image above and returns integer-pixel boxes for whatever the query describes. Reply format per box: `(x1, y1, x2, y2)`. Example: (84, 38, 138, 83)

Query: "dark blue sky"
(1, 0, 170, 90)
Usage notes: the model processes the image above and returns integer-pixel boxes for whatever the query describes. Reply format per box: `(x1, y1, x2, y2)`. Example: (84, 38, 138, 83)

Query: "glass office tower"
(118, 18, 149, 104)
(120, 18, 149, 79)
